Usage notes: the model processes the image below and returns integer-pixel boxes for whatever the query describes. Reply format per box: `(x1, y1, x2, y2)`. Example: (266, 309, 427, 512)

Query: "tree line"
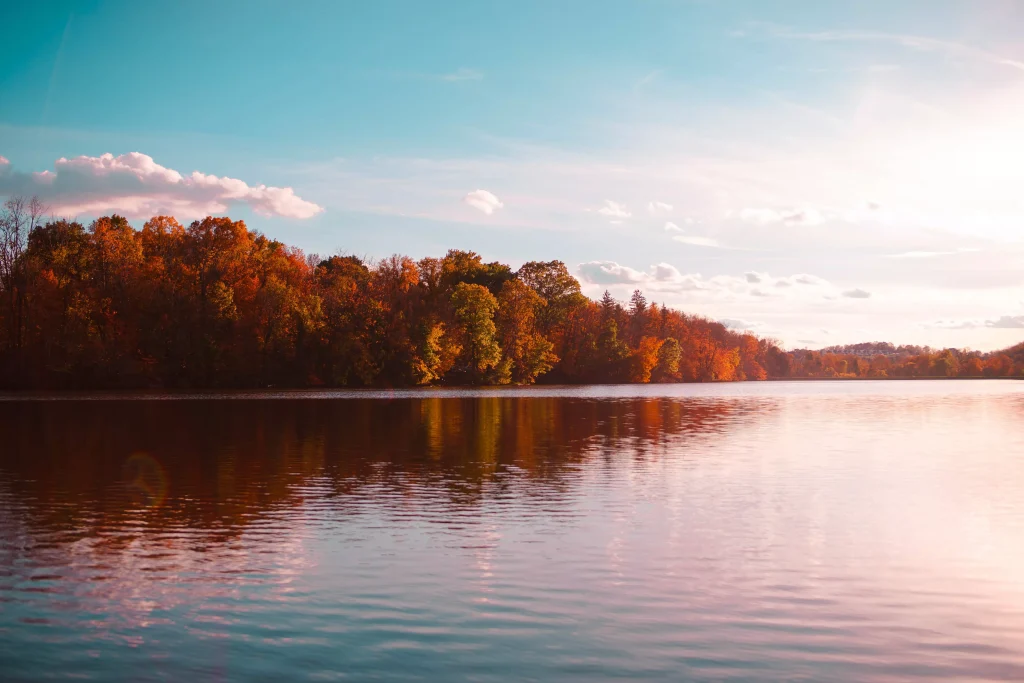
(2, 197, 1019, 389)
(0, 198, 786, 389)
(785, 344, 1023, 379)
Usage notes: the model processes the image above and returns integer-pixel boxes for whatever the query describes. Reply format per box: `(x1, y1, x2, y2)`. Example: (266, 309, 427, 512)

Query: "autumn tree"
(960, 355, 984, 377)
(441, 249, 513, 296)
(629, 336, 663, 383)
(693, 328, 721, 381)
(314, 255, 377, 385)
(594, 291, 630, 382)
(517, 260, 586, 334)
(714, 347, 741, 381)
(984, 353, 1014, 377)
(931, 349, 960, 378)
(628, 289, 648, 345)
(652, 337, 682, 382)
(762, 341, 791, 378)
(496, 279, 557, 384)
(21, 219, 97, 383)
(738, 334, 767, 380)
(450, 282, 503, 384)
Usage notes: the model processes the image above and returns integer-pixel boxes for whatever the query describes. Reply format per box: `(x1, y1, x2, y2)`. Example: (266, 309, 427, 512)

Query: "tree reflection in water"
(0, 396, 771, 536)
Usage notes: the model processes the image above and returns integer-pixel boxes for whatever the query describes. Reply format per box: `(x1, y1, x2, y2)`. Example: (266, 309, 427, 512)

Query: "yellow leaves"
(713, 347, 741, 382)
(629, 336, 663, 383)
(413, 322, 459, 385)
(451, 283, 501, 378)
(209, 280, 238, 322)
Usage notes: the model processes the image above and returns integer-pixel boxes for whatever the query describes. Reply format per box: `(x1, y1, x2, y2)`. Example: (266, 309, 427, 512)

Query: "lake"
(2, 381, 1024, 681)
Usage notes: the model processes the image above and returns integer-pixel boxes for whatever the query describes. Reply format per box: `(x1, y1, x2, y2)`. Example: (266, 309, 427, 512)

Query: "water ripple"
(0, 381, 1023, 681)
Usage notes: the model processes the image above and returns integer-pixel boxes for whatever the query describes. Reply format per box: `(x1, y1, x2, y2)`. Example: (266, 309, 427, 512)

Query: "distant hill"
(802, 339, 1024, 361)
(784, 338, 1023, 379)
(1003, 341, 1024, 366)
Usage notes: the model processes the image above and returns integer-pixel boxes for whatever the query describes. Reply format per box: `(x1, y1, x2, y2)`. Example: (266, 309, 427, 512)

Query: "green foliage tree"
(450, 282, 502, 383)
(652, 337, 682, 382)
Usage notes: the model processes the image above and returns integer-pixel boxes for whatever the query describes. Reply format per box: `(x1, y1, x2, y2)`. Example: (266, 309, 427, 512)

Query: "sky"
(2, 0, 1024, 351)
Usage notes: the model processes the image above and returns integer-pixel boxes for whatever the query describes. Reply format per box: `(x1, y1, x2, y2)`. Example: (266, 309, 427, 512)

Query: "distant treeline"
(0, 198, 788, 389)
(1, 197, 1019, 389)
(786, 343, 1024, 379)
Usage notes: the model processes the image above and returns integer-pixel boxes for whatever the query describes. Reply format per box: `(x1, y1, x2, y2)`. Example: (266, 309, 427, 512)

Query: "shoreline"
(0, 376, 1020, 400)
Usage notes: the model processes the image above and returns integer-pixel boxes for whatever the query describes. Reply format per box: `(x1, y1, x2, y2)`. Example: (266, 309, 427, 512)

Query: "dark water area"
(2, 381, 1024, 681)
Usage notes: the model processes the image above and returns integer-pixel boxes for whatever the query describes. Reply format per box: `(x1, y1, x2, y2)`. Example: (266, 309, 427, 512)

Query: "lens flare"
(123, 452, 168, 509)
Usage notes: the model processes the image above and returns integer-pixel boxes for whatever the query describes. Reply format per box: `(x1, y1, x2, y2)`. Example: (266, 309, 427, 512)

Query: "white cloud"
(651, 262, 684, 282)
(596, 200, 631, 220)
(931, 315, 1024, 330)
(720, 318, 764, 331)
(672, 235, 722, 248)
(577, 260, 707, 292)
(664, 219, 723, 247)
(463, 189, 503, 214)
(648, 201, 673, 215)
(0, 152, 322, 219)
(842, 288, 872, 299)
(578, 261, 836, 299)
(577, 261, 648, 285)
(794, 274, 828, 286)
(739, 206, 827, 226)
(742, 272, 828, 289)
(988, 315, 1024, 329)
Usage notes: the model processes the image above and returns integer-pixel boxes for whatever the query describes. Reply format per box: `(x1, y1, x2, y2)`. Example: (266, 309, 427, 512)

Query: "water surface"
(2, 381, 1024, 681)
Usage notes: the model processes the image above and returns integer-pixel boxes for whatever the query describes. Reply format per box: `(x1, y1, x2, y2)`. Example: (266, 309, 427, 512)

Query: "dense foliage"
(2, 198, 1019, 389)
(0, 202, 785, 389)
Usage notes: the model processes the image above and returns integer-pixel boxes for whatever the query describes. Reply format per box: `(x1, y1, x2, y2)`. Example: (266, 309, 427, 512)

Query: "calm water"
(2, 381, 1024, 681)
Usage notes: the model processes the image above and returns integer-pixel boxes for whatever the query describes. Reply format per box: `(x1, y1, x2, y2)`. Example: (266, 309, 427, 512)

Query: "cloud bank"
(576, 261, 853, 300)
(0, 152, 323, 220)
(931, 315, 1024, 330)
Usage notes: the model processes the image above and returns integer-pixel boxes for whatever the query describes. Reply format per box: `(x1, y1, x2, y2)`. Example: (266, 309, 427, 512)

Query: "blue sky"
(3, 0, 1024, 349)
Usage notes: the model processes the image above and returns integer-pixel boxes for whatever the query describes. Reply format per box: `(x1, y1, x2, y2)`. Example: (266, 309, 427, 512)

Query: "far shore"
(0, 375, 1020, 399)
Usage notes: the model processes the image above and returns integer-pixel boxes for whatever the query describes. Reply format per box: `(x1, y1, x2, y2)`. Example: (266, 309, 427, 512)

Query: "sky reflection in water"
(2, 381, 1024, 681)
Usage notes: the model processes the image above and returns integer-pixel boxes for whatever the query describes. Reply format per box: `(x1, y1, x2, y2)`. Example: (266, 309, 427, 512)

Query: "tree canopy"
(1, 199, 1017, 389)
